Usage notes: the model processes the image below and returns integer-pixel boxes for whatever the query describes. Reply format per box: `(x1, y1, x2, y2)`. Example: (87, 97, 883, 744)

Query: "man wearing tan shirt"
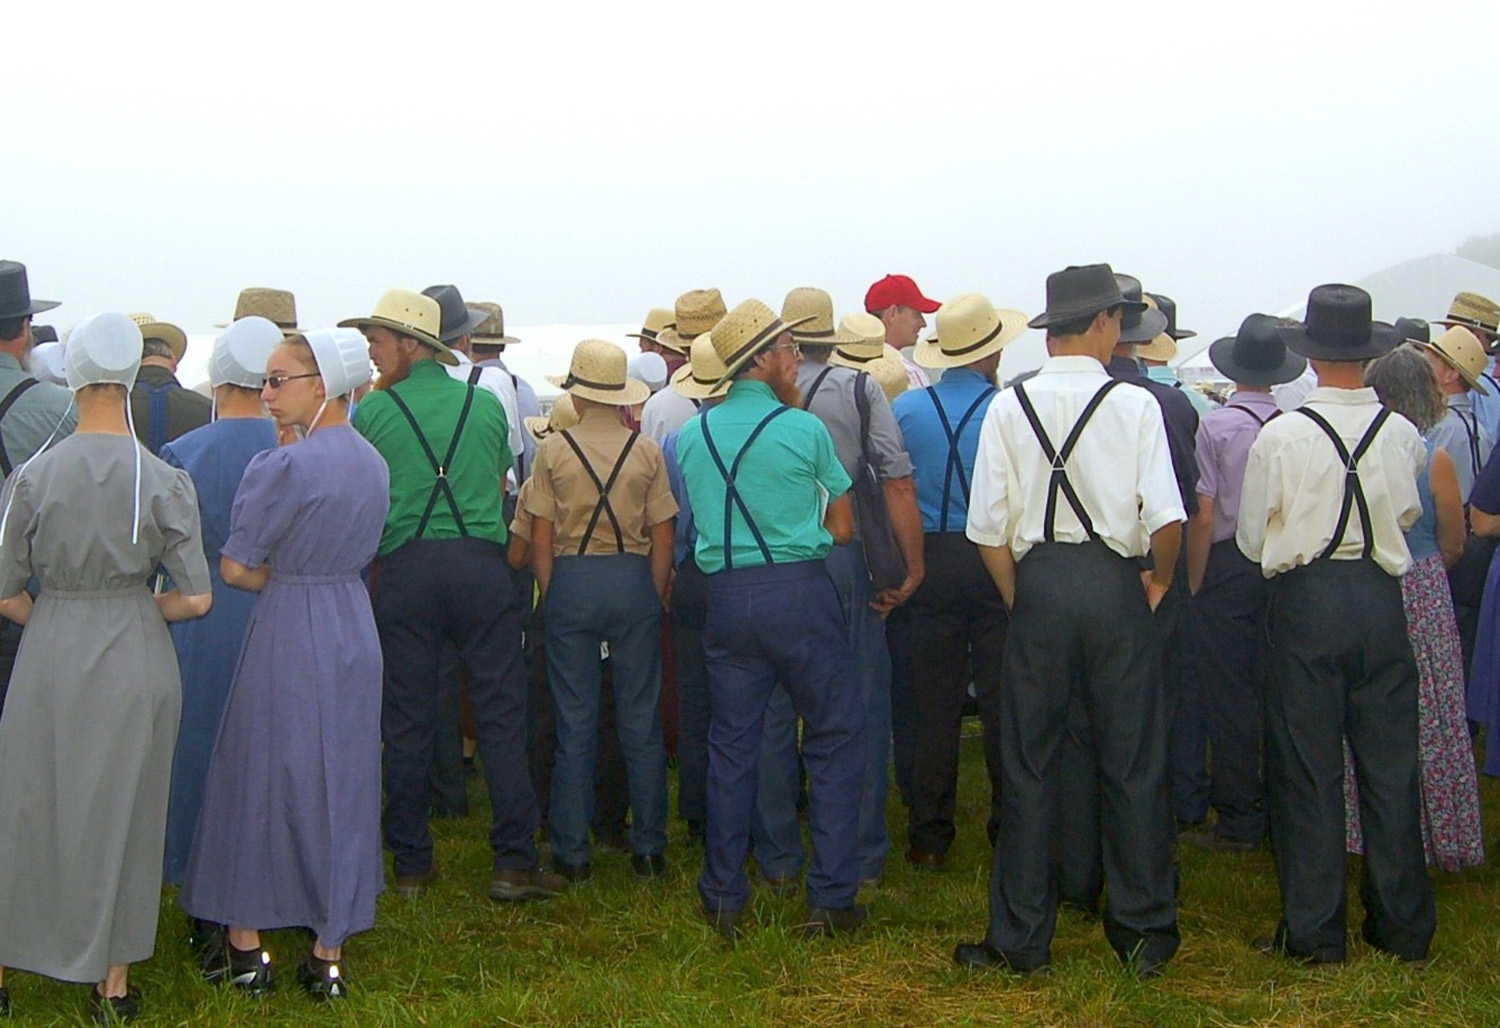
(525, 340, 678, 882)
(1237, 284, 1435, 965)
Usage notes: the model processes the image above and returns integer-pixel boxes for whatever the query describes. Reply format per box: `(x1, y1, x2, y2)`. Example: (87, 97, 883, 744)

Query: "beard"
(769, 375, 802, 409)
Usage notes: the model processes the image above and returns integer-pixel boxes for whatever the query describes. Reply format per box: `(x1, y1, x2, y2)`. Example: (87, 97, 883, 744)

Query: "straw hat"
(865, 348, 910, 403)
(128, 312, 188, 364)
(828, 313, 887, 364)
(338, 288, 456, 366)
(707, 299, 813, 390)
(627, 307, 676, 346)
(1135, 297, 1178, 362)
(1422, 325, 1491, 395)
(657, 289, 726, 354)
(671, 329, 732, 401)
(781, 287, 852, 346)
(1435, 291, 1500, 337)
(217, 287, 298, 332)
(470, 302, 521, 345)
(547, 338, 651, 406)
(525, 393, 580, 440)
(914, 293, 1027, 369)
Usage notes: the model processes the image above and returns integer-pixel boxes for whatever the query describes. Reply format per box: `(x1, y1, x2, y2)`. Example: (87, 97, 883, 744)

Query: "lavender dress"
(181, 426, 389, 947)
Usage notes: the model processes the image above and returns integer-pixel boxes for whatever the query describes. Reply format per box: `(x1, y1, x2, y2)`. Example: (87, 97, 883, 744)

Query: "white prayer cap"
(627, 352, 668, 393)
(305, 328, 373, 398)
(210, 315, 282, 389)
(27, 341, 68, 386)
(65, 312, 142, 392)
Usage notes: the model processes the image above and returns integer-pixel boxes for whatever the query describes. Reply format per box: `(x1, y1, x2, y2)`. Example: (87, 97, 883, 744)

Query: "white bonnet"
(210, 316, 283, 389)
(65, 312, 142, 392)
(627, 352, 668, 393)
(28, 341, 68, 386)
(305, 328, 372, 398)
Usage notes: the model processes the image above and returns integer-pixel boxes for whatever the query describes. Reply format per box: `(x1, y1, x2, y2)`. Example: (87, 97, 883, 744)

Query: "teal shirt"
(676, 379, 851, 574)
(353, 359, 511, 556)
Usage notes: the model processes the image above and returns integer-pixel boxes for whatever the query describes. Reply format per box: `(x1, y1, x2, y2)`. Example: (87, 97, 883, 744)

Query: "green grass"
(7, 729, 1500, 1026)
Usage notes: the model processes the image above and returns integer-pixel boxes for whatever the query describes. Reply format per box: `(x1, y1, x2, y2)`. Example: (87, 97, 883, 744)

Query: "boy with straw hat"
(642, 290, 727, 442)
(528, 339, 678, 880)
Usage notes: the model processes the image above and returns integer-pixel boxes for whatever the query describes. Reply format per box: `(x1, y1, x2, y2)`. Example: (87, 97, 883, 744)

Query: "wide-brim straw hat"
(547, 338, 651, 406)
(338, 288, 457, 366)
(672, 329, 732, 401)
(708, 298, 814, 391)
(470, 301, 521, 345)
(526, 393, 580, 440)
(828, 313, 887, 363)
(657, 289, 727, 354)
(627, 307, 676, 346)
(216, 287, 299, 332)
(129, 312, 188, 363)
(915, 293, 1027, 369)
(1422, 325, 1491, 395)
(782, 287, 845, 346)
(1208, 313, 1307, 387)
(1135, 296, 1178, 362)
(864, 348, 911, 404)
(1435, 291, 1500, 337)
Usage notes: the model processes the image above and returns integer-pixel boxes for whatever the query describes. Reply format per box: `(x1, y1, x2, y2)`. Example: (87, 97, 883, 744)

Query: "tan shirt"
(1237, 386, 1425, 578)
(510, 477, 536, 542)
(523, 405, 678, 557)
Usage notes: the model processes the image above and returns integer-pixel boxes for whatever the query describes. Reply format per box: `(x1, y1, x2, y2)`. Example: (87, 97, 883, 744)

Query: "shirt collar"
(1040, 355, 1109, 376)
(938, 368, 991, 386)
(727, 379, 777, 403)
(1228, 388, 1278, 409)
(1448, 392, 1474, 412)
(0, 353, 22, 373)
(407, 358, 446, 381)
(1305, 385, 1379, 405)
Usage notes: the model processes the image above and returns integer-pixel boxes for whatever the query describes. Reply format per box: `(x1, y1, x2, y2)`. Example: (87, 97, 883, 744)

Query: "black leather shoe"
(89, 987, 141, 1024)
(296, 953, 348, 1001)
(704, 905, 746, 943)
(552, 858, 593, 883)
(803, 905, 868, 938)
(491, 866, 569, 901)
(631, 853, 667, 879)
(206, 943, 275, 994)
(953, 941, 1047, 975)
(392, 865, 439, 898)
(1252, 933, 1344, 965)
(187, 917, 225, 956)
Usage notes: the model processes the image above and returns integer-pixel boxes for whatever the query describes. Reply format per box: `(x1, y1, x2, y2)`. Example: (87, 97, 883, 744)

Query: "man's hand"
(870, 572, 923, 616)
(1142, 571, 1171, 612)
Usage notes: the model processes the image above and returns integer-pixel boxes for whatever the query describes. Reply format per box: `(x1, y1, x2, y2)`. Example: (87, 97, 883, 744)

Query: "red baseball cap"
(865, 274, 941, 314)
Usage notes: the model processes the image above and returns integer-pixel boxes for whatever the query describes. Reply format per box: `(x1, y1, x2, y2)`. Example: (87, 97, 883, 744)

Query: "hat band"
(724, 318, 788, 368)
(562, 373, 626, 392)
(794, 325, 836, 339)
(640, 328, 659, 341)
(943, 318, 1005, 357)
(1450, 314, 1499, 333)
(836, 349, 879, 364)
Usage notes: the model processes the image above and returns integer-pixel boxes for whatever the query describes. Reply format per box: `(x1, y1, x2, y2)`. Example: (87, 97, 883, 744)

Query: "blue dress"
(180, 426, 390, 946)
(160, 417, 277, 884)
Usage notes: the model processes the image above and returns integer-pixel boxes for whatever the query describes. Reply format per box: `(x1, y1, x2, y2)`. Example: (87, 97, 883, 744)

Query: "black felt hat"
(1278, 284, 1400, 363)
(1209, 313, 1307, 387)
(1115, 274, 1170, 344)
(1148, 293, 1196, 341)
(1027, 264, 1147, 330)
(422, 284, 491, 344)
(0, 261, 60, 320)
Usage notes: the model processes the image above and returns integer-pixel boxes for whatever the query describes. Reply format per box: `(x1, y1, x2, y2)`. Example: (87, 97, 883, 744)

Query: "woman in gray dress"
(0, 312, 212, 1024)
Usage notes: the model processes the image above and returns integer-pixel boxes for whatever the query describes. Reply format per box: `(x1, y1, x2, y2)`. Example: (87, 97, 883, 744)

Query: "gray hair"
(1363, 344, 1447, 433)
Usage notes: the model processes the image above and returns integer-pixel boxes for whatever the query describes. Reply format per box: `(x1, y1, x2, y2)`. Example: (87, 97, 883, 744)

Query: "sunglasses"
(264, 372, 320, 390)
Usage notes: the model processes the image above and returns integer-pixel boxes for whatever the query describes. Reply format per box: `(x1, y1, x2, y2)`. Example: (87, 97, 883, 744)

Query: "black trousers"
(1194, 539, 1268, 842)
(906, 533, 1005, 856)
(671, 557, 710, 825)
(375, 537, 538, 876)
(987, 542, 1178, 971)
(429, 642, 470, 817)
(1448, 534, 1495, 687)
(887, 603, 918, 809)
(1265, 558, 1435, 961)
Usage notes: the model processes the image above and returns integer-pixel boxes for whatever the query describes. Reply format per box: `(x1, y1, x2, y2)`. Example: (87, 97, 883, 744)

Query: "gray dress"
(0, 433, 209, 982)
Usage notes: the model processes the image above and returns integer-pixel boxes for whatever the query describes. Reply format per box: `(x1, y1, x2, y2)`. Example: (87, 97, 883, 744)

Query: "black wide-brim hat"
(1027, 263, 1147, 330)
(0, 260, 60, 320)
(423, 284, 492, 344)
(1209, 313, 1307, 387)
(1278, 283, 1400, 363)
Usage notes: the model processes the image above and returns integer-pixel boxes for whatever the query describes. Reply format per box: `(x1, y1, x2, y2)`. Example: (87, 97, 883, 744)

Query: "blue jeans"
(752, 542, 892, 881)
(545, 554, 667, 866)
(699, 561, 864, 913)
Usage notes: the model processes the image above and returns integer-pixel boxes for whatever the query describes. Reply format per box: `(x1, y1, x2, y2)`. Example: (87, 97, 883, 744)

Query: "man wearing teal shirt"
(675, 298, 865, 940)
(345, 288, 564, 904)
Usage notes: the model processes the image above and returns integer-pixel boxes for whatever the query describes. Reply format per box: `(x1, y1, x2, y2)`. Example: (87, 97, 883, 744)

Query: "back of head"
(1363, 345, 1446, 433)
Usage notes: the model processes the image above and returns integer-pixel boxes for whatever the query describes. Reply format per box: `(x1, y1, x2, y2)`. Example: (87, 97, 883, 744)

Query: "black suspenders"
(1294, 407, 1392, 561)
(1456, 407, 1482, 481)
(1013, 380, 1122, 542)
(700, 404, 791, 569)
(1228, 403, 1277, 428)
(924, 386, 996, 532)
(387, 385, 478, 539)
(802, 367, 835, 409)
(0, 378, 41, 477)
(559, 430, 640, 555)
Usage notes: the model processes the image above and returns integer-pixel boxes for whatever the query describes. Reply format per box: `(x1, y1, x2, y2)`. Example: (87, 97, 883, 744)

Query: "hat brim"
(1027, 298, 1148, 330)
(1420, 341, 1490, 396)
(1118, 308, 1171, 345)
(652, 328, 691, 355)
(1168, 328, 1197, 341)
(524, 414, 553, 439)
(670, 360, 728, 401)
(338, 316, 458, 366)
(709, 314, 816, 392)
(12, 298, 60, 317)
(473, 334, 522, 346)
(1277, 321, 1401, 364)
(1135, 332, 1178, 363)
(439, 306, 493, 344)
(913, 309, 1029, 369)
(832, 343, 903, 370)
(215, 322, 301, 335)
(1207, 335, 1308, 387)
(138, 322, 188, 363)
(545, 374, 652, 407)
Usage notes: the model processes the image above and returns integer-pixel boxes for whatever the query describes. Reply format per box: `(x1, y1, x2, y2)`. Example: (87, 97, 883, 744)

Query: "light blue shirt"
(891, 368, 998, 533)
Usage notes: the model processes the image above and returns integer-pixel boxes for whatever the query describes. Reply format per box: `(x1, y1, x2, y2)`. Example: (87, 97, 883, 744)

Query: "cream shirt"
(1236, 386, 1425, 578)
(965, 355, 1185, 562)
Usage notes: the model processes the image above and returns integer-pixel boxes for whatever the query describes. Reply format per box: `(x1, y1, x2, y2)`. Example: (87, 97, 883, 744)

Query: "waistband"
(553, 552, 649, 570)
(707, 559, 827, 586)
(41, 585, 148, 600)
(270, 572, 362, 585)
(383, 536, 505, 563)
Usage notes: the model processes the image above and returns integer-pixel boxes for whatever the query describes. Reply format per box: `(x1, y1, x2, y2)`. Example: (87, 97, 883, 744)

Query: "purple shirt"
(1195, 389, 1280, 542)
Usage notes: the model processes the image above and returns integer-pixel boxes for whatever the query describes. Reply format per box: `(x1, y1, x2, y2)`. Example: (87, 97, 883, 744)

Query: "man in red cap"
(865, 274, 938, 391)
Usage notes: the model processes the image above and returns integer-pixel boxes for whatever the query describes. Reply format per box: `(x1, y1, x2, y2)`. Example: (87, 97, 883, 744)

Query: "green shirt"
(354, 358, 512, 556)
(676, 379, 851, 574)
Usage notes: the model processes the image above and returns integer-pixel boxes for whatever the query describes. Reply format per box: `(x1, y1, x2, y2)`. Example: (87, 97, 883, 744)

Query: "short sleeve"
(0, 472, 36, 598)
(221, 448, 302, 569)
(157, 470, 213, 595)
(640, 440, 680, 528)
(510, 479, 535, 542)
(861, 374, 914, 480)
(1194, 418, 1220, 501)
(964, 401, 1011, 548)
(810, 421, 852, 500)
(522, 438, 561, 523)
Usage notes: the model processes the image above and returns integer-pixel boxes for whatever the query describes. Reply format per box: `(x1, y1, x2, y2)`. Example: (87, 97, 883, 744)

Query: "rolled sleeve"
(522, 439, 560, 523)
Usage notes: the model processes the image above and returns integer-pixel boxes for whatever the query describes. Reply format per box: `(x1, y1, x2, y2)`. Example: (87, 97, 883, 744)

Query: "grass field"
(6, 731, 1500, 1027)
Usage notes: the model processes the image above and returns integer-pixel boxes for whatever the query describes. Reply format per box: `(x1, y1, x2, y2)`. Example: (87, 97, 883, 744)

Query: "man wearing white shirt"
(423, 285, 524, 479)
(1237, 284, 1434, 966)
(954, 264, 1183, 979)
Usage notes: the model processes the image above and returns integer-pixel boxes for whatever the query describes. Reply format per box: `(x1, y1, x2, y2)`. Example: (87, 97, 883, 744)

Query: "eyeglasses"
(264, 372, 320, 390)
(768, 340, 801, 357)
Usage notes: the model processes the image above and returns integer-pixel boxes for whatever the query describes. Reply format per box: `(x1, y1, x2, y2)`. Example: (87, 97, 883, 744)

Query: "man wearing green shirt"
(675, 298, 864, 940)
(344, 288, 565, 904)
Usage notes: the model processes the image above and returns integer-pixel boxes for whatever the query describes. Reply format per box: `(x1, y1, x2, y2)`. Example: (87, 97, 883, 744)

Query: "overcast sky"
(9, 0, 1500, 371)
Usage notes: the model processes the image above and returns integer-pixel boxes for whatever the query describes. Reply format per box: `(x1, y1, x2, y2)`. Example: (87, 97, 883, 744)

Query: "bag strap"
(1295, 406, 1391, 560)
(925, 385, 997, 532)
(386, 384, 477, 539)
(1013, 380, 1122, 542)
(468, 365, 484, 386)
(701, 404, 790, 569)
(560, 429, 639, 554)
(0, 378, 41, 477)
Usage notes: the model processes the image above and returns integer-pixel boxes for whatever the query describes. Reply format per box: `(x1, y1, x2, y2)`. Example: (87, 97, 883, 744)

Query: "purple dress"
(180, 426, 390, 947)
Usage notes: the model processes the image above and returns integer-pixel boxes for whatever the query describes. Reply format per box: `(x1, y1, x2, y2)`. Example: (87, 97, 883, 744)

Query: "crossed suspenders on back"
(699, 403, 791, 569)
(557, 429, 640, 554)
(1012, 379, 1122, 541)
(1294, 406, 1392, 561)
(923, 385, 997, 532)
(387, 382, 478, 540)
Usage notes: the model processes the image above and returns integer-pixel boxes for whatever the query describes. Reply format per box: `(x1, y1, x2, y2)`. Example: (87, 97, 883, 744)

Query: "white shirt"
(640, 387, 700, 443)
(965, 354, 1186, 562)
(448, 351, 524, 483)
(1236, 386, 1425, 578)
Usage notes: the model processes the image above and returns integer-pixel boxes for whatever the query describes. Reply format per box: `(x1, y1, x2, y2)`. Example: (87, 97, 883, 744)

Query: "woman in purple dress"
(181, 328, 388, 1000)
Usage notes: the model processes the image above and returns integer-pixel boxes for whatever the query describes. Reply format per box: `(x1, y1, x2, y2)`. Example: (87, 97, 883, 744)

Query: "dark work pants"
(906, 533, 1006, 856)
(1266, 559, 1435, 961)
(528, 640, 629, 840)
(887, 603, 918, 809)
(1448, 534, 1495, 690)
(429, 642, 470, 817)
(988, 542, 1178, 972)
(1164, 545, 1209, 825)
(699, 561, 864, 913)
(375, 537, 538, 876)
(1194, 540, 1268, 842)
(672, 558, 711, 825)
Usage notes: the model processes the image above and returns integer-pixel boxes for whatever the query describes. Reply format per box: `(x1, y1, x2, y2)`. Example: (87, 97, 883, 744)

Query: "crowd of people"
(0, 255, 1495, 1021)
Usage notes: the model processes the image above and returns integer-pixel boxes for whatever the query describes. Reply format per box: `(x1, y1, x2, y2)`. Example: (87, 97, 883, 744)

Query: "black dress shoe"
(704, 904, 746, 942)
(392, 865, 440, 898)
(89, 987, 141, 1024)
(552, 858, 593, 883)
(631, 853, 667, 879)
(296, 953, 348, 1001)
(1251, 933, 1344, 965)
(187, 917, 225, 956)
(803, 905, 868, 938)
(953, 941, 1047, 975)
